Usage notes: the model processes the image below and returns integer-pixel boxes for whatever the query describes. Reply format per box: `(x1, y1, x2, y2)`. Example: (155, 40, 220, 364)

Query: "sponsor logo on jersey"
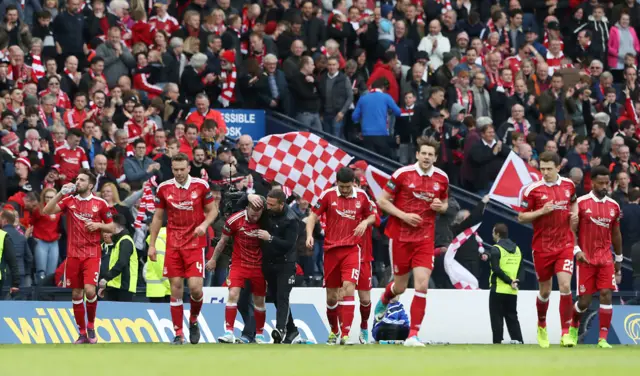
(589, 216, 612, 228)
(170, 201, 194, 211)
(412, 191, 434, 202)
(335, 208, 356, 220)
(243, 229, 261, 237)
(72, 212, 93, 222)
(63, 157, 80, 165)
(551, 200, 568, 211)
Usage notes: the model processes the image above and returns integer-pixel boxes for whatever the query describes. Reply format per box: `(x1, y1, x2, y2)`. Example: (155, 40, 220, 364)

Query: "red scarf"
(89, 101, 103, 123)
(89, 69, 109, 95)
(486, 19, 509, 49)
(232, 27, 248, 55)
(240, 6, 255, 55)
(484, 66, 500, 89)
(456, 87, 473, 113)
(63, 67, 77, 82)
(38, 105, 57, 127)
(30, 54, 44, 80)
(8, 64, 31, 88)
(218, 65, 237, 107)
(543, 31, 564, 51)
(436, 0, 452, 13)
(498, 79, 515, 96)
(250, 45, 266, 67)
(213, 23, 226, 35)
(38, 88, 70, 108)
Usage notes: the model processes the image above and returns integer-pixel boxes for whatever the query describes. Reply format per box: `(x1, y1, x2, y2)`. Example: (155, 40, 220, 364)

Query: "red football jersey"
(521, 177, 576, 253)
(577, 192, 620, 266)
(123, 118, 157, 145)
(155, 176, 214, 250)
(54, 145, 89, 184)
(58, 194, 113, 258)
(312, 187, 374, 252)
(360, 201, 381, 262)
(223, 210, 263, 269)
(383, 164, 449, 242)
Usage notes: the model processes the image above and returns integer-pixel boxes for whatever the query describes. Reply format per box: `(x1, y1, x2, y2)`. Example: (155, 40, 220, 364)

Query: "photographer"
(246, 190, 302, 344)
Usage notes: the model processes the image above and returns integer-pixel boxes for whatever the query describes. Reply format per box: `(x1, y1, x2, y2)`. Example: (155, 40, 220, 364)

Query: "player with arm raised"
(374, 136, 449, 347)
(518, 152, 577, 348)
(205, 200, 268, 344)
(569, 166, 622, 348)
(147, 153, 218, 345)
(42, 169, 115, 344)
(305, 167, 376, 345)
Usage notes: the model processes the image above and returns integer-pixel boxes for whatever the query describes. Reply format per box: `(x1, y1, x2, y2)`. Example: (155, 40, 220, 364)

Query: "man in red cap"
(218, 49, 237, 108)
(349, 160, 369, 180)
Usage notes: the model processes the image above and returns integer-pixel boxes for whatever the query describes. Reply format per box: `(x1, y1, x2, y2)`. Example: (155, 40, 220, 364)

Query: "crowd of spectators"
(1, 0, 640, 296)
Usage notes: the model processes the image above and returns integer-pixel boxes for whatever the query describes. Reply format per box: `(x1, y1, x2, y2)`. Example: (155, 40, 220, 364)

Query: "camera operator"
(246, 190, 302, 343)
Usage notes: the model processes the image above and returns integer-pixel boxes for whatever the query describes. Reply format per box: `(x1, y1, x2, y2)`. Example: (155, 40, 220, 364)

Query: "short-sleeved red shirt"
(54, 145, 89, 184)
(383, 164, 449, 242)
(312, 187, 374, 252)
(58, 194, 113, 258)
(154, 176, 214, 250)
(223, 210, 263, 269)
(577, 192, 620, 266)
(521, 177, 576, 254)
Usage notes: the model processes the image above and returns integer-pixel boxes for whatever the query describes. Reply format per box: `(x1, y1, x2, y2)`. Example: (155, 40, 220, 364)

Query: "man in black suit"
(92, 154, 119, 193)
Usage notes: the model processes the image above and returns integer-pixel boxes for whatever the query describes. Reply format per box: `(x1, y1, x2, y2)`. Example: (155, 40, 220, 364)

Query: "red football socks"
(408, 290, 427, 338)
(85, 294, 97, 330)
(339, 296, 355, 336)
(327, 303, 340, 334)
(189, 295, 203, 324)
(560, 293, 573, 335)
(599, 305, 613, 340)
(224, 303, 237, 332)
(72, 299, 86, 335)
(255, 306, 266, 335)
(170, 298, 184, 336)
(381, 282, 397, 305)
(536, 294, 549, 328)
(360, 302, 371, 330)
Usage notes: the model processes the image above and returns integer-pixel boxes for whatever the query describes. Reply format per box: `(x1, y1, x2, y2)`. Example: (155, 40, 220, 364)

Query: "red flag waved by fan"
(249, 132, 353, 203)
(489, 151, 542, 210)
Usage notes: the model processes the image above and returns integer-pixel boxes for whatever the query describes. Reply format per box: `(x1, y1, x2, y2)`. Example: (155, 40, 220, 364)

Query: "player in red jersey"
(569, 166, 622, 348)
(42, 169, 114, 344)
(206, 200, 268, 344)
(374, 136, 449, 347)
(305, 167, 376, 345)
(353, 177, 381, 344)
(518, 151, 577, 348)
(148, 153, 218, 345)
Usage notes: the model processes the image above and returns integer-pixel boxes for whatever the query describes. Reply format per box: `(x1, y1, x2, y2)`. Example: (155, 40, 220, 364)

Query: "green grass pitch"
(1, 344, 639, 375)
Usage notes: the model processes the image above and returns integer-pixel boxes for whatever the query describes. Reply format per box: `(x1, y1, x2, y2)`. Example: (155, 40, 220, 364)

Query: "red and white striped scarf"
(400, 105, 414, 117)
(30, 54, 44, 80)
(63, 67, 77, 82)
(240, 6, 255, 55)
(134, 178, 157, 229)
(444, 223, 484, 290)
(543, 31, 564, 51)
(484, 66, 500, 89)
(456, 87, 473, 113)
(212, 23, 226, 35)
(486, 19, 509, 49)
(218, 66, 237, 107)
(436, 0, 452, 13)
(38, 105, 57, 127)
(7, 64, 31, 88)
(232, 27, 248, 55)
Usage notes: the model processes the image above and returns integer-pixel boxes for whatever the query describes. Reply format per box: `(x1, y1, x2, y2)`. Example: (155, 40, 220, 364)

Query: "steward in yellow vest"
(488, 223, 524, 344)
(0, 228, 20, 295)
(98, 214, 138, 302)
(145, 227, 171, 302)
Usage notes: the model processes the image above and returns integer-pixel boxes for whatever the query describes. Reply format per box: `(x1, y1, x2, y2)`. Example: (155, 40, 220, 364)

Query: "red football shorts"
(389, 239, 434, 276)
(576, 262, 616, 296)
(164, 247, 205, 279)
(357, 261, 373, 291)
(532, 248, 574, 282)
(227, 266, 267, 296)
(324, 245, 361, 289)
(64, 257, 100, 288)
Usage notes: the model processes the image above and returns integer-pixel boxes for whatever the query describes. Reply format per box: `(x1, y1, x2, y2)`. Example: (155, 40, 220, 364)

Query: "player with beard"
(43, 169, 115, 344)
(148, 153, 218, 345)
(569, 166, 622, 348)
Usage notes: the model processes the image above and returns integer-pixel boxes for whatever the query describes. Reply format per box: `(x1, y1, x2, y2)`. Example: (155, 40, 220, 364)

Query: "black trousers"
(489, 290, 523, 344)
(263, 262, 297, 333)
(105, 288, 134, 302)
(149, 296, 171, 303)
(362, 136, 392, 159)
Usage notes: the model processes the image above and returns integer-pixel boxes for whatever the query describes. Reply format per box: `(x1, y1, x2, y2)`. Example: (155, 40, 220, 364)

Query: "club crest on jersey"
(565, 190, 570, 198)
(579, 284, 586, 294)
(611, 209, 615, 217)
(355, 201, 361, 209)
(92, 205, 98, 212)
(191, 191, 198, 199)
(433, 182, 440, 191)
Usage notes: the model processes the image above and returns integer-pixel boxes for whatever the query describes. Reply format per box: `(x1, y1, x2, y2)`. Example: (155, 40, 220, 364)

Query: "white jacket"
(417, 33, 451, 71)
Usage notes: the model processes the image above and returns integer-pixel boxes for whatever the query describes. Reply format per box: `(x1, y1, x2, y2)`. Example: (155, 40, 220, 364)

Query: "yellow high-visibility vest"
(106, 234, 138, 293)
(490, 244, 522, 295)
(145, 228, 170, 298)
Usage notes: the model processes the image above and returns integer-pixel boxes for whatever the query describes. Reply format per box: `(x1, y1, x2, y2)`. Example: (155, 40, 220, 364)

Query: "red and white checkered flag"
(444, 223, 483, 290)
(249, 132, 353, 204)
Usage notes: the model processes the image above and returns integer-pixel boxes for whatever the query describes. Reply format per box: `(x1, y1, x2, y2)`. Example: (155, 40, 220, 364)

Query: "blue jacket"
(352, 92, 401, 136)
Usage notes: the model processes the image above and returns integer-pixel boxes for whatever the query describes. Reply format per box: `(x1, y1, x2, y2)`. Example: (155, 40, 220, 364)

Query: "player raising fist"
(569, 166, 623, 348)
(518, 152, 576, 348)
(148, 153, 218, 345)
(374, 136, 449, 347)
